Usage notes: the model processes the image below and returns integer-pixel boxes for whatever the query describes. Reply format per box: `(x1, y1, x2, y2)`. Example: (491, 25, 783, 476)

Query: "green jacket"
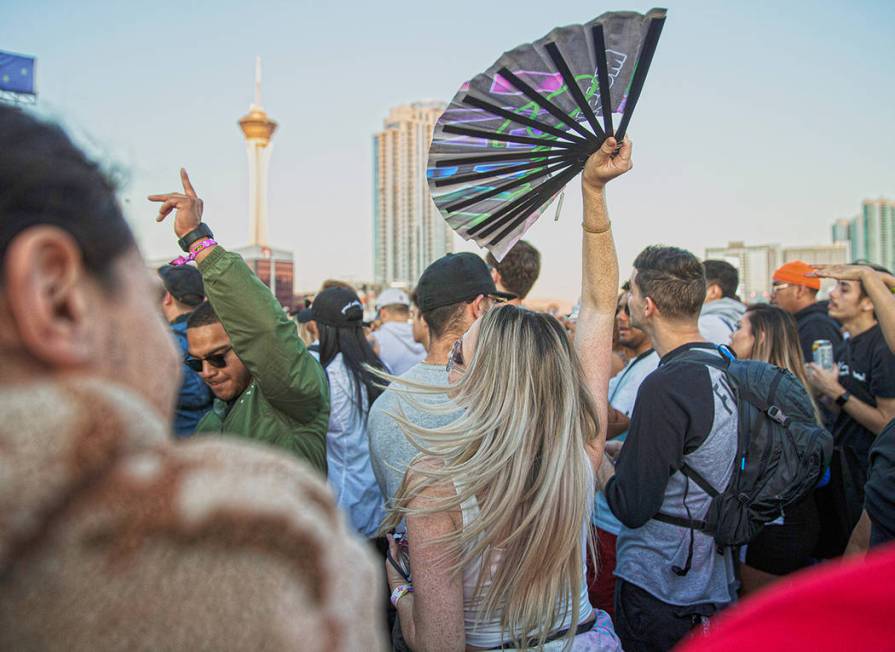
(194, 247, 329, 474)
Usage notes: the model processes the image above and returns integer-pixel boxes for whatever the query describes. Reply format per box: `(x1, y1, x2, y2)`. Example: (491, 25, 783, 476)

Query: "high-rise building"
(830, 199, 895, 269)
(832, 218, 851, 246)
(705, 241, 781, 303)
(232, 58, 295, 309)
(782, 243, 848, 267)
(705, 241, 849, 302)
(373, 101, 453, 287)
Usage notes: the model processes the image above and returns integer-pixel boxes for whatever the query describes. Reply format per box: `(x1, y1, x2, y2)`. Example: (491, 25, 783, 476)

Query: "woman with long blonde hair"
(728, 303, 823, 594)
(382, 137, 632, 651)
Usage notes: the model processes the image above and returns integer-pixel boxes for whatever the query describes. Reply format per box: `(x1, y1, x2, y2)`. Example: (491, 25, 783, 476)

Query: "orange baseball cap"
(772, 260, 821, 290)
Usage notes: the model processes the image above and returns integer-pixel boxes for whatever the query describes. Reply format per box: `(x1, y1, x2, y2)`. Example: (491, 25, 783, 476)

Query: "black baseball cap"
(311, 287, 364, 328)
(294, 307, 315, 324)
(158, 264, 204, 307)
(416, 253, 516, 313)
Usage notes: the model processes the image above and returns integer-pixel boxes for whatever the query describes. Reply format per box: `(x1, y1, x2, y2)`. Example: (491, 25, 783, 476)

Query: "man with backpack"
(596, 245, 832, 651)
(596, 245, 740, 651)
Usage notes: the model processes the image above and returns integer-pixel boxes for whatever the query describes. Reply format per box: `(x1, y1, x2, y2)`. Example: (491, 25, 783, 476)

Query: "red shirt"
(678, 543, 895, 651)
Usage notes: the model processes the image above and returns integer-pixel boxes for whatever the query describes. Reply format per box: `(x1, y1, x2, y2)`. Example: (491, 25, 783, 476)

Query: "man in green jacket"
(151, 169, 329, 474)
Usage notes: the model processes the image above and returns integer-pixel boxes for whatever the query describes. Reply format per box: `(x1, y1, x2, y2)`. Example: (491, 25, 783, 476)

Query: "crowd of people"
(2, 103, 894, 651)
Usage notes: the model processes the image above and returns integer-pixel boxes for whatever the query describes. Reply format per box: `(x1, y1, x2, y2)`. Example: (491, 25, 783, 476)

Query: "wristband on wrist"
(835, 390, 851, 407)
(390, 584, 413, 607)
(177, 223, 214, 252)
(189, 238, 217, 255)
(582, 221, 611, 234)
(169, 238, 217, 266)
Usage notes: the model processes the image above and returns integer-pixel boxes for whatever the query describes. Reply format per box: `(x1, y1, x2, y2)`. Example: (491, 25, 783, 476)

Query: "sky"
(2, 0, 894, 301)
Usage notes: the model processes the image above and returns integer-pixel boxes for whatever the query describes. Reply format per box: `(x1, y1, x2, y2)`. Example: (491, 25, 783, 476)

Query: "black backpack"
(656, 346, 833, 574)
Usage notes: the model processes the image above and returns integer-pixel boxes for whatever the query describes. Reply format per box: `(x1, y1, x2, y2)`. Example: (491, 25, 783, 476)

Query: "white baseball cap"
(375, 288, 411, 311)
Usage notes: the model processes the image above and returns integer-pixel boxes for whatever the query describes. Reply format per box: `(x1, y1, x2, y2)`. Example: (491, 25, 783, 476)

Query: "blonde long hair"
(745, 304, 822, 423)
(381, 305, 600, 649)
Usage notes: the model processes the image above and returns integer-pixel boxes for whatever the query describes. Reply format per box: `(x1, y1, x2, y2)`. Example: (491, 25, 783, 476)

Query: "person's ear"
(642, 296, 658, 319)
(491, 268, 503, 290)
(162, 291, 174, 307)
(471, 295, 490, 319)
(705, 283, 722, 302)
(860, 294, 876, 315)
(3, 226, 97, 368)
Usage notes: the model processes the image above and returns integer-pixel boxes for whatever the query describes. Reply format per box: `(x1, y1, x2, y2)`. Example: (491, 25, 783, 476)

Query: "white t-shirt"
(593, 349, 660, 535)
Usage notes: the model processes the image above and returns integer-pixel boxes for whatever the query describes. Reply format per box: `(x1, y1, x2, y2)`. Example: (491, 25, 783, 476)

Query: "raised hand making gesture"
(150, 169, 216, 264)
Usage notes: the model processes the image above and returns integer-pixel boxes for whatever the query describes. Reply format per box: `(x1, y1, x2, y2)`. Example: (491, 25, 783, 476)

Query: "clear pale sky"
(3, 1, 893, 300)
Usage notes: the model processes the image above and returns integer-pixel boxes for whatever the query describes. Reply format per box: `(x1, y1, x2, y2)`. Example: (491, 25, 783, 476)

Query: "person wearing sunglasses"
(368, 252, 515, 510)
(0, 106, 383, 650)
(381, 136, 631, 651)
(152, 170, 330, 474)
(770, 260, 843, 363)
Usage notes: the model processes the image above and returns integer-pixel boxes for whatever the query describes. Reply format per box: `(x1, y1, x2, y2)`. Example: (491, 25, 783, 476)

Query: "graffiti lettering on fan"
(490, 50, 628, 148)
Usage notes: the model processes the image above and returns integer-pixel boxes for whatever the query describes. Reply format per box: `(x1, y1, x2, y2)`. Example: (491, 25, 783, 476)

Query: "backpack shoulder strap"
(679, 463, 721, 497)
(654, 511, 708, 530)
(654, 347, 730, 532)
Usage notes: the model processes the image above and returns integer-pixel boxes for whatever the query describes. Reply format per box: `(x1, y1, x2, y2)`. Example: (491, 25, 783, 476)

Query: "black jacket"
(794, 302, 843, 362)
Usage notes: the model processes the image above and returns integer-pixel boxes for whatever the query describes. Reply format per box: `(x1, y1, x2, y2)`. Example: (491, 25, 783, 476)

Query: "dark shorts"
(745, 491, 820, 575)
(613, 579, 724, 652)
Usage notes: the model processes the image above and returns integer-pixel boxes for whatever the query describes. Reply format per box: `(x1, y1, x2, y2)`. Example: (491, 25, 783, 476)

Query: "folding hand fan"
(427, 8, 666, 259)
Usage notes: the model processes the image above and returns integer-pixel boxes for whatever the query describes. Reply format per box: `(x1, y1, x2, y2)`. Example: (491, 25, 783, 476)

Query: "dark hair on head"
(318, 321, 387, 416)
(422, 299, 471, 340)
(0, 105, 135, 286)
(320, 279, 354, 292)
(486, 240, 541, 299)
(703, 260, 739, 299)
(632, 245, 706, 320)
(186, 301, 220, 329)
(851, 260, 893, 298)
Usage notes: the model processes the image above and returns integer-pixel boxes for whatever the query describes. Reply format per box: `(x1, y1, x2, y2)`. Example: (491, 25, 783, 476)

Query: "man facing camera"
(151, 170, 330, 473)
(0, 105, 383, 651)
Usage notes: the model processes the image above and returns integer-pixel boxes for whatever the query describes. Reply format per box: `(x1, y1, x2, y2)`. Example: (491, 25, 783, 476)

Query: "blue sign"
(0, 51, 36, 95)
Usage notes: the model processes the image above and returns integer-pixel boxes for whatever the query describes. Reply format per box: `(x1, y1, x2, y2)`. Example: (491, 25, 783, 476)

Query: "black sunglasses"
(185, 347, 232, 372)
(446, 338, 465, 374)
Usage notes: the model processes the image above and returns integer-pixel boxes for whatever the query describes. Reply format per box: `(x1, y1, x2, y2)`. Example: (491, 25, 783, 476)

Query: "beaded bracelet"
(169, 238, 217, 266)
(390, 583, 414, 607)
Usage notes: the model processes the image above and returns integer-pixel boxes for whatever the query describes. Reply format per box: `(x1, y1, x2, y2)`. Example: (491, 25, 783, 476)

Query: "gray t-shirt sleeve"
(367, 364, 457, 506)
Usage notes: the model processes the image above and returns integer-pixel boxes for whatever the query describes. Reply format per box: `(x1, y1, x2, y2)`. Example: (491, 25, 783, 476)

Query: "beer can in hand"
(812, 340, 834, 370)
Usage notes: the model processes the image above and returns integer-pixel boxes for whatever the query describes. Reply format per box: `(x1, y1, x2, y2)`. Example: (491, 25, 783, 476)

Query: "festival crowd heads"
(2, 7, 895, 652)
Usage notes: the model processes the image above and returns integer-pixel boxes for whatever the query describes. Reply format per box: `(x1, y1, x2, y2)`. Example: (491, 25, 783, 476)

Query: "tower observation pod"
(238, 56, 278, 247)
